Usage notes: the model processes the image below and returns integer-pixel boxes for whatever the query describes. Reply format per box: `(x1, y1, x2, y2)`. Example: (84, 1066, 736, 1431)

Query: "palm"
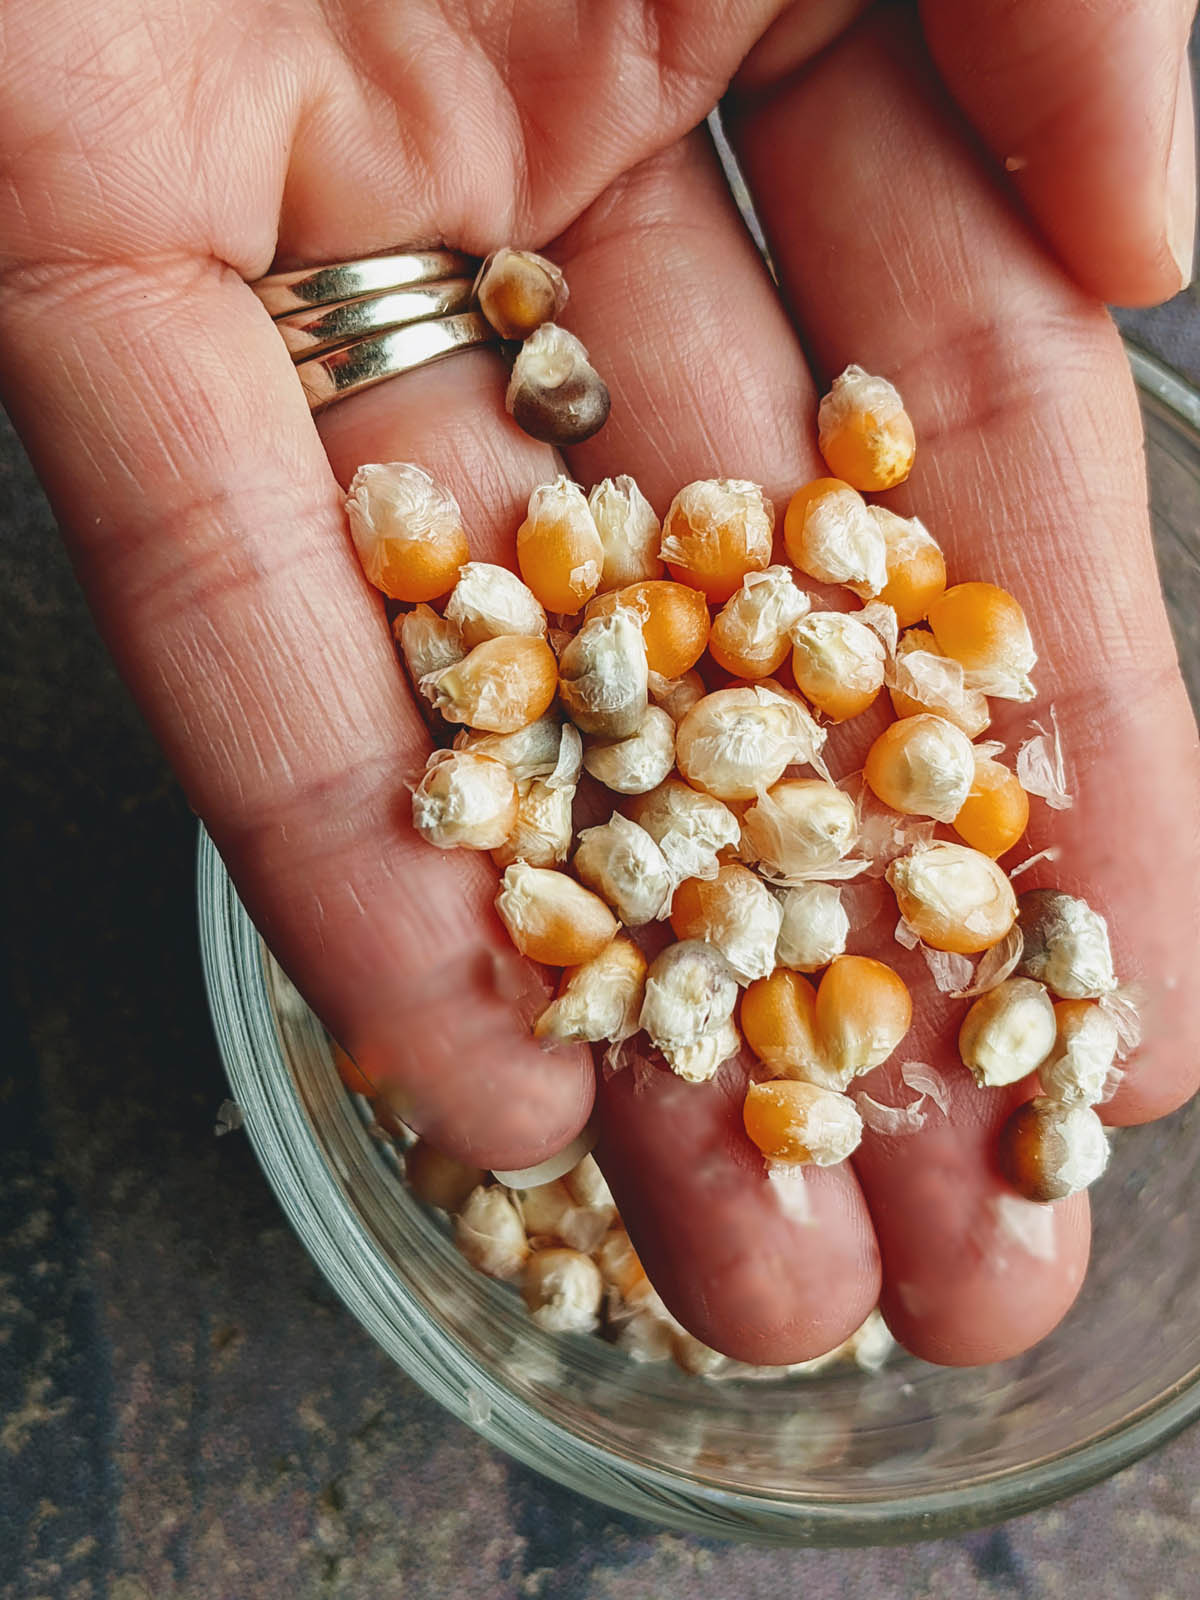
(1, 0, 1196, 1365)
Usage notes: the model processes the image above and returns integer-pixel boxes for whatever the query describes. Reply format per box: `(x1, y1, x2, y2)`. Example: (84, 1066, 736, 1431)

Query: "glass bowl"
(198, 346, 1200, 1546)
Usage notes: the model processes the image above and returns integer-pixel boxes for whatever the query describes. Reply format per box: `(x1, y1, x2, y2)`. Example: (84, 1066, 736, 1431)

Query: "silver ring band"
(253, 249, 476, 317)
(277, 278, 475, 358)
(297, 311, 497, 412)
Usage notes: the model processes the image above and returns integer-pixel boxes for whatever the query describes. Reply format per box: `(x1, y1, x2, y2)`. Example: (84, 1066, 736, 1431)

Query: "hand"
(1, 0, 1196, 1366)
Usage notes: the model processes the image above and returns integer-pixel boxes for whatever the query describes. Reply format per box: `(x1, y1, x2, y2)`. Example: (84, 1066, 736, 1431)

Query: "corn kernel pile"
(340, 333, 1136, 1344)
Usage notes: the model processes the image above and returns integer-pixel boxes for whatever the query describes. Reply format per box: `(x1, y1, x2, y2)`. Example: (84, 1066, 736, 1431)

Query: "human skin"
(0, 0, 1197, 1365)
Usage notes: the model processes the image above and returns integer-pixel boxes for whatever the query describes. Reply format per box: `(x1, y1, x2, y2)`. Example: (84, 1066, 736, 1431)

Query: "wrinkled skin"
(1, 0, 1197, 1365)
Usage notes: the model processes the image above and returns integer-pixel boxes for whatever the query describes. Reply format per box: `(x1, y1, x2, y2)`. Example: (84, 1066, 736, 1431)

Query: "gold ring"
(297, 311, 498, 412)
(275, 278, 475, 358)
(252, 249, 476, 317)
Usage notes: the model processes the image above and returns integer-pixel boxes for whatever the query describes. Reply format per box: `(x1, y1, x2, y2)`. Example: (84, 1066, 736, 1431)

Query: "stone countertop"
(3, 278, 1200, 1596)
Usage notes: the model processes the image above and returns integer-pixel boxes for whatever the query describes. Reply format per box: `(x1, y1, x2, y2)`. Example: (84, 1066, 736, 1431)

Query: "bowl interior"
(199, 348, 1200, 1544)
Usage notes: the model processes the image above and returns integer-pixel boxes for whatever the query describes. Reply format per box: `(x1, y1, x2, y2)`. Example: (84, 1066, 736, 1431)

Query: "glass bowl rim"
(197, 345, 1200, 1546)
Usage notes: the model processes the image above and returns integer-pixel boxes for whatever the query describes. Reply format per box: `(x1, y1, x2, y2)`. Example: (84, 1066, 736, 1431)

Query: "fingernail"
(1167, 52, 1196, 290)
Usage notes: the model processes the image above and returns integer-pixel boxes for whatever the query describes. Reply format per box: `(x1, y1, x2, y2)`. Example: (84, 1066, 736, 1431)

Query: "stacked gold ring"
(252, 248, 498, 412)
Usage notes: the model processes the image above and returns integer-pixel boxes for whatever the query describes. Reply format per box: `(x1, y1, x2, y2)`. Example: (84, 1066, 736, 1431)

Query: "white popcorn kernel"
(588, 475, 663, 591)
(513, 1179, 574, 1241)
(789, 610, 887, 721)
(522, 1248, 604, 1333)
(775, 883, 850, 972)
(788, 480, 888, 595)
(1016, 890, 1117, 1000)
(583, 705, 676, 794)
(534, 936, 647, 1046)
(573, 812, 673, 926)
(1039, 1001, 1122, 1105)
(640, 941, 739, 1056)
(886, 630, 991, 738)
(671, 1327, 731, 1377)
(453, 1186, 530, 1278)
(630, 778, 741, 886)
(675, 683, 827, 802)
(740, 779, 859, 883)
(444, 560, 547, 647)
(411, 749, 518, 851)
(865, 713, 977, 823)
(563, 1152, 614, 1211)
(557, 607, 649, 738)
(614, 1311, 675, 1363)
(490, 777, 575, 869)
(886, 841, 1017, 954)
(958, 977, 1057, 1088)
(395, 603, 466, 688)
(647, 668, 706, 725)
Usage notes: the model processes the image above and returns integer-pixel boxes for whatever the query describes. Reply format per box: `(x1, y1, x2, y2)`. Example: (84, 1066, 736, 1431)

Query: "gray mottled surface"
(3, 284, 1200, 1599)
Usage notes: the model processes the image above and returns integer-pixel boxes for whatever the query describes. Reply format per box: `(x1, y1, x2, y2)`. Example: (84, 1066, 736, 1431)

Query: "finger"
(537, 131, 882, 1360)
(728, 9, 1200, 1355)
(0, 259, 593, 1171)
(919, 0, 1196, 305)
(595, 1051, 881, 1365)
